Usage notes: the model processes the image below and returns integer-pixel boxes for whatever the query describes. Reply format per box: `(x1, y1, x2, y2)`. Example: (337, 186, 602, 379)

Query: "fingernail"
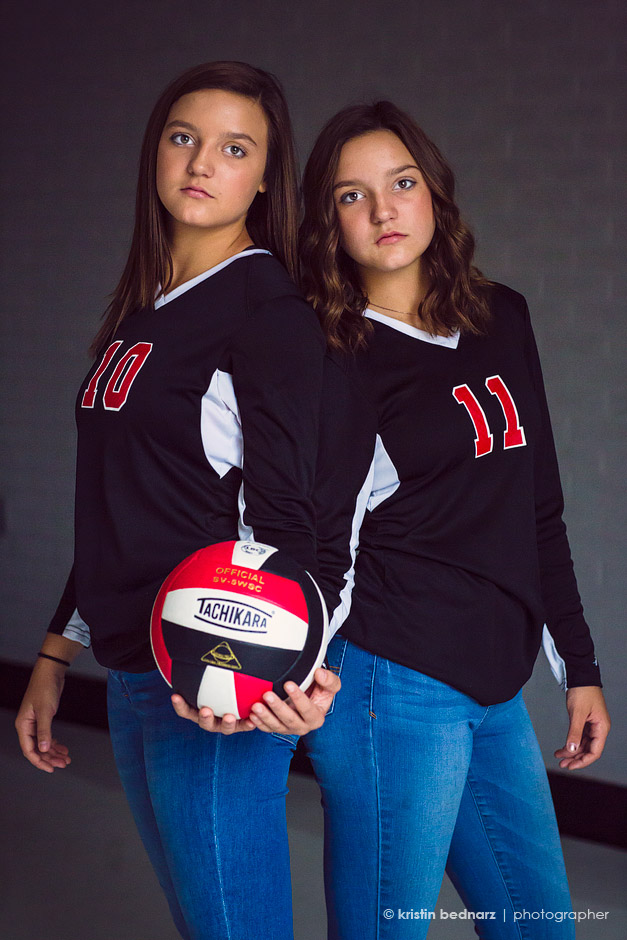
(39, 742, 49, 752)
(568, 743, 577, 752)
(285, 683, 296, 693)
(264, 693, 276, 704)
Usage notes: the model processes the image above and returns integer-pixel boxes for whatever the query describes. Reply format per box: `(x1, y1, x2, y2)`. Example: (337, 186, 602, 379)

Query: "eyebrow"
(333, 164, 420, 190)
(165, 120, 258, 146)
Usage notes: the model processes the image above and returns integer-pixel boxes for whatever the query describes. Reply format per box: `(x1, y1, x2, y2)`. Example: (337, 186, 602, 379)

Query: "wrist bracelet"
(37, 651, 71, 668)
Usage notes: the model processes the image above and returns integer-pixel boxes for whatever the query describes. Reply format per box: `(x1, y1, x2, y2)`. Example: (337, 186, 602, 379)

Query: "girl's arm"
(523, 300, 610, 766)
(15, 632, 84, 772)
(175, 291, 333, 735)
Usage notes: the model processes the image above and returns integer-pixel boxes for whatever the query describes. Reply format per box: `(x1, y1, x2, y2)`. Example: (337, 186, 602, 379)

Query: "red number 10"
(82, 341, 153, 411)
(452, 375, 526, 458)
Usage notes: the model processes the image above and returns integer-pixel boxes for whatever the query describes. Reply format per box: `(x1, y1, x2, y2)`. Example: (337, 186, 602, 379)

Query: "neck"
(167, 222, 253, 292)
(361, 263, 429, 325)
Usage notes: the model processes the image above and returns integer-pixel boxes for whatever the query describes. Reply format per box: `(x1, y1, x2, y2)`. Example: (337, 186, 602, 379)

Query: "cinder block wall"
(1, 0, 624, 783)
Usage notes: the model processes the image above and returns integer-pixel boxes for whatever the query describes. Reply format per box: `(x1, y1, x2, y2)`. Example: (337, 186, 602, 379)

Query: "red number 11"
(452, 375, 526, 458)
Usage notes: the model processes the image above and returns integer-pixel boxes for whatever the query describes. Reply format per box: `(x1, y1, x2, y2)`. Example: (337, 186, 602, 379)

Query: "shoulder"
(318, 349, 377, 464)
(229, 254, 323, 353)
(481, 282, 533, 346)
(486, 281, 529, 318)
(324, 345, 366, 385)
(243, 252, 303, 311)
(322, 345, 377, 414)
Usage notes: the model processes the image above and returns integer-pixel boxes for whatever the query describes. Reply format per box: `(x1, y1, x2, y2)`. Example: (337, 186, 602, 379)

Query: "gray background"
(1, 0, 625, 786)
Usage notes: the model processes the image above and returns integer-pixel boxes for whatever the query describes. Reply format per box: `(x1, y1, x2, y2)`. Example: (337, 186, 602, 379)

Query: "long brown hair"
(91, 61, 299, 357)
(299, 101, 491, 351)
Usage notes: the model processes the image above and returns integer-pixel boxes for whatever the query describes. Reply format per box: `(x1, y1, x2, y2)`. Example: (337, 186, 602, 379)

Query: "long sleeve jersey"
(49, 249, 325, 672)
(315, 284, 601, 706)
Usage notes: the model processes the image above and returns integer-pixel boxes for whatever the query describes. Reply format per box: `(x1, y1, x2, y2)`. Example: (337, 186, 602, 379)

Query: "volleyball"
(150, 540, 328, 719)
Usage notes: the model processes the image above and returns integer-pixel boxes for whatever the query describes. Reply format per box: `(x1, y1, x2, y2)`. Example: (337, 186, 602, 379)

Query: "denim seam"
(465, 776, 523, 939)
(271, 732, 299, 746)
(325, 637, 348, 717)
(369, 654, 382, 940)
(326, 637, 347, 674)
(211, 734, 232, 940)
(473, 703, 491, 731)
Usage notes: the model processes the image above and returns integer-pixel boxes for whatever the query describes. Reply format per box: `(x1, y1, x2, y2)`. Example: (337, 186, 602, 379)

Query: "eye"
(170, 132, 194, 146)
(395, 177, 416, 191)
(338, 190, 363, 205)
(225, 144, 246, 158)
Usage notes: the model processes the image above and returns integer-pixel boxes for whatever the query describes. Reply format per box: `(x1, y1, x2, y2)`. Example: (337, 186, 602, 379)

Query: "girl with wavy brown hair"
(301, 101, 610, 938)
(15, 61, 340, 940)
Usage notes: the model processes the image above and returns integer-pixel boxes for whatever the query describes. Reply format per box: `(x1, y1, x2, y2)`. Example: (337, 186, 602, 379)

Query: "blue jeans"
(304, 638, 574, 940)
(107, 669, 299, 940)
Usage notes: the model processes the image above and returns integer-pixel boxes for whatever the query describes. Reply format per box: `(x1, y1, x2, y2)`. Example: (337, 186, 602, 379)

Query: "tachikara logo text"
(194, 597, 272, 633)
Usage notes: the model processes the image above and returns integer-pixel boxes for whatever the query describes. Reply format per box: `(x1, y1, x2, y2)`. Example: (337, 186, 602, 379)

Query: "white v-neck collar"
(154, 248, 271, 309)
(365, 308, 460, 348)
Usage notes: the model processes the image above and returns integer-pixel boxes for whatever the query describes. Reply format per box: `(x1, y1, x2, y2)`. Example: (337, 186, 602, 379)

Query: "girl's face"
(333, 130, 435, 280)
(156, 88, 268, 238)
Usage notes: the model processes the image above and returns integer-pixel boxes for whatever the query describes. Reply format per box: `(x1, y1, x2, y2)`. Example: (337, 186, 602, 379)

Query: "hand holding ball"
(151, 540, 328, 719)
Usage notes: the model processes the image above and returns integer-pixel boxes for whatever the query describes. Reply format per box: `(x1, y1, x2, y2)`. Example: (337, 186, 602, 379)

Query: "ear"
(258, 179, 267, 194)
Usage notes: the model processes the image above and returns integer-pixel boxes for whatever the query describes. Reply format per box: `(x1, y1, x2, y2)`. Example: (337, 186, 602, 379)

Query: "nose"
(371, 192, 396, 224)
(187, 145, 215, 178)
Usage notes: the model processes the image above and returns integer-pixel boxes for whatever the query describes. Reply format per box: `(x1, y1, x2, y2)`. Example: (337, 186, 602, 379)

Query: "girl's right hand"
(171, 694, 256, 735)
(15, 659, 71, 772)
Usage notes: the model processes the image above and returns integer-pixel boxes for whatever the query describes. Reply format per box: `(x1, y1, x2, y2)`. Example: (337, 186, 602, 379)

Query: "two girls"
(16, 64, 609, 940)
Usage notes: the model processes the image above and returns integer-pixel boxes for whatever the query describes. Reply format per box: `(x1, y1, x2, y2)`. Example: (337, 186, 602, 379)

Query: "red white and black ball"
(150, 540, 328, 719)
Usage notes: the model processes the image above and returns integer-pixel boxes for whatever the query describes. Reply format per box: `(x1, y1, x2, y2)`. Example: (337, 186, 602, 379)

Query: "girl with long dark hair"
(300, 101, 610, 939)
(16, 61, 339, 940)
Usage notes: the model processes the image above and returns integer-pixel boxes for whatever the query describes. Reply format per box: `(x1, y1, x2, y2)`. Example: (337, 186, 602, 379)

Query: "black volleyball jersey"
(48, 250, 325, 671)
(316, 284, 601, 705)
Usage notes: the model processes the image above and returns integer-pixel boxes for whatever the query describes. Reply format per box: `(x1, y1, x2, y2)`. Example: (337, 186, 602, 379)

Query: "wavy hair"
(299, 101, 491, 350)
(91, 61, 299, 357)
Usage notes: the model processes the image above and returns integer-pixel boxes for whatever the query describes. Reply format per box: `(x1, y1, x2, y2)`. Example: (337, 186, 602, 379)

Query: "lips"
(181, 186, 212, 198)
(376, 231, 405, 245)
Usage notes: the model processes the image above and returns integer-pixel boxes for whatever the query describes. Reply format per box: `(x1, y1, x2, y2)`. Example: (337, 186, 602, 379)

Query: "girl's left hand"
(171, 666, 341, 736)
(554, 686, 610, 770)
(248, 666, 341, 736)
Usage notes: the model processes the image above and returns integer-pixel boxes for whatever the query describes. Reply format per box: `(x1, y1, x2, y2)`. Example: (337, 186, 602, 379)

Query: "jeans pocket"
(322, 635, 348, 717)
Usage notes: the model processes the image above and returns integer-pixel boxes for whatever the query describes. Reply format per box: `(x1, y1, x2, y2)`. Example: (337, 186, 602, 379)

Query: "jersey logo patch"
(452, 375, 526, 458)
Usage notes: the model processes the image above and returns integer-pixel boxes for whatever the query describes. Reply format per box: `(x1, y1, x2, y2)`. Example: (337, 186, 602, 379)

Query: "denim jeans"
(107, 669, 299, 940)
(304, 637, 574, 939)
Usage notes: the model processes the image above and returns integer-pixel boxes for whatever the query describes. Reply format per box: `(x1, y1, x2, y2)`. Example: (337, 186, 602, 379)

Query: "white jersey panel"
(63, 608, 91, 647)
(542, 624, 567, 690)
(327, 453, 376, 641)
(199, 369, 255, 541)
(237, 481, 254, 541)
(367, 434, 401, 512)
(200, 369, 242, 479)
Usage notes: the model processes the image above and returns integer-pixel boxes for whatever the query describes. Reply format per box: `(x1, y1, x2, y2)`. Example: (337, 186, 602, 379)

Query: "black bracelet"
(37, 651, 71, 668)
